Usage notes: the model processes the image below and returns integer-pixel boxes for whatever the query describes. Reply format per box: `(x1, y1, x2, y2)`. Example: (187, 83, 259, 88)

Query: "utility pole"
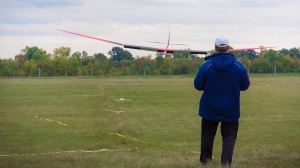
(38, 67, 41, 77)
(12, 67, 14, 78)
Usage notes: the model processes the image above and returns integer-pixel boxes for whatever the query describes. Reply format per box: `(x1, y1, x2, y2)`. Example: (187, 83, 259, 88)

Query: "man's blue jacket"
(194, 53, 250, 122)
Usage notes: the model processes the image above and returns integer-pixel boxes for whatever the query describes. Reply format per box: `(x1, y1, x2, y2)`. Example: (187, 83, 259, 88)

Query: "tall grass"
(0, 76, 299, 167)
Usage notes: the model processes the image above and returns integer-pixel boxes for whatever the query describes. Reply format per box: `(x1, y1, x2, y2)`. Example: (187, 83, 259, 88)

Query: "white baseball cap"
(215, 36, 229, 47)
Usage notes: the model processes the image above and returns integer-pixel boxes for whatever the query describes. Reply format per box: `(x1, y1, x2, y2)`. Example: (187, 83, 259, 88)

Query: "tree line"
(0, 46, 299, 77)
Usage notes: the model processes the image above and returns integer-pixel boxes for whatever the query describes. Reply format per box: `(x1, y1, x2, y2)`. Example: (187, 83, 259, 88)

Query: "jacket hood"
(210, 53, 235, 72)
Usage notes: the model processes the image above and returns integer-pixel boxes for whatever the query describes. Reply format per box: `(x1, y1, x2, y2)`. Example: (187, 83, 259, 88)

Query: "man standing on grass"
(194, 36, 250, 166)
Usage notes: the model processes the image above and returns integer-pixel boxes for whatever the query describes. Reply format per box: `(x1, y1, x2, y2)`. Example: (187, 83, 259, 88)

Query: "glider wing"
(57, 29, 275, 55)
(124, 44, 208, 54)
(57, 29, 123, 46)
(57, 29, 208, 55)
(229, 46, 277, 52)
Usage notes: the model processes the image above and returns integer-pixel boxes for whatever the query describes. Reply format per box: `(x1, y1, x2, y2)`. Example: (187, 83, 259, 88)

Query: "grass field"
(0, 75, 300, 167)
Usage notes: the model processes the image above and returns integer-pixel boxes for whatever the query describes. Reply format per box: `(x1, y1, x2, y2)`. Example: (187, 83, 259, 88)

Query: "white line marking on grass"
(73, 95, 99, 97)
(106, 110, 124, 113)
(114, 98, 131, 101)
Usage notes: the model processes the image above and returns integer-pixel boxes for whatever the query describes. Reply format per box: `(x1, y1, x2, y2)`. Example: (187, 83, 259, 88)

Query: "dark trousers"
(200, 118, 239, 166)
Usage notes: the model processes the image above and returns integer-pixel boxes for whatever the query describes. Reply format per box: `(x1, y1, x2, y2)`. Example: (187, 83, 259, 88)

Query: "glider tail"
(167, 28, 170, 50)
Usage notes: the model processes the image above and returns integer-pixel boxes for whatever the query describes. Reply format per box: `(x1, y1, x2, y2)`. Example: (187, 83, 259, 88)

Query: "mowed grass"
(0, 76, 299, 167)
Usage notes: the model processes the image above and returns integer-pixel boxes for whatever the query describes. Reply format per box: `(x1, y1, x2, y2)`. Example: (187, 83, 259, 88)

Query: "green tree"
(278, 48, 290, 56)
(82, 56, 95, 67)
(280, 55, 296, 72)
(72, 51, 82, 58)
(68, 55, 82, 76)
(108, 47, 122, 61)
(192, 57, 205, 74)
(122, 50, 134, 61)
(162, 57, 173, 75)
(292, 56, 300, 72)
(173, 59, 192, 74)
(289, 47, 300, 58)
(154, 56, 164, 74)
(32, 49, 50, 61)
(258, 47, 268, 58)
(53, 46, 71, 58)
(14, 54, 26, 76)
(238, 57, 251, 73)
(94, 52, 107, 60)
(235, 50, 258, 60)
(84, 62, 94, 76)
(251, 57, 270, 73)
(51, 56, 67, 76)
(135, 55, 152, 75)
(0, 59, 16, 77)
(37, 59, 53, 77)
(99, 59, 112, 75)
(22, 60, 37, 77)
(82, 51, 88, 59)
(21, 46, 50, 61)
(108, 47, 134, 61)
(265, 49, 278, 62)
(120, 60, 134, 75)
(21, 46, 39, 60)
(20, 46, 51, 65)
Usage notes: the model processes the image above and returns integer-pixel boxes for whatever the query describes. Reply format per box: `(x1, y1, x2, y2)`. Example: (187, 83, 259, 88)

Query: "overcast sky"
(0, 0, 299, 59)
